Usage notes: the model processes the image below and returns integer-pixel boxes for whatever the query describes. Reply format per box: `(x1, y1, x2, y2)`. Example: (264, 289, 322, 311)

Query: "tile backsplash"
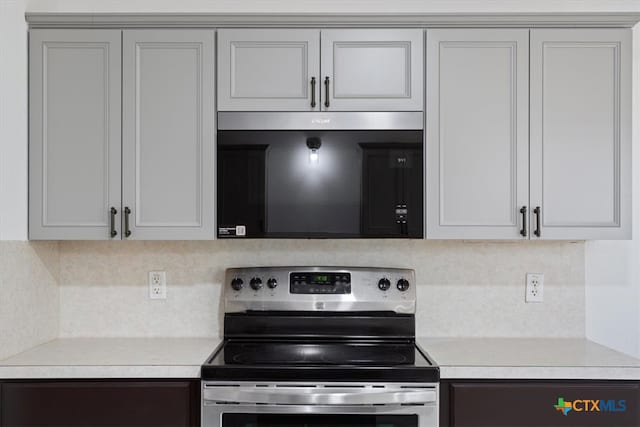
(0, 241, 59, 359)
(58, 240, 585, 338)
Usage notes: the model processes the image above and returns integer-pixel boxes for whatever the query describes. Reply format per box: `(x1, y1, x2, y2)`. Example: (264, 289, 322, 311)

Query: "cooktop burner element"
(201, 267, 439, 383)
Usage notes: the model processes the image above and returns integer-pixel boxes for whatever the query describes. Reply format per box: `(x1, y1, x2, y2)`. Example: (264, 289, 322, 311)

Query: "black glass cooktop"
(201, 340, 438, 382)
(224, 341, 418, 365)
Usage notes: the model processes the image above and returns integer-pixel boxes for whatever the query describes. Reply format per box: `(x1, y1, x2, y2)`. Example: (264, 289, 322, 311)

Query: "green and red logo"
(554, 397, 627, 416)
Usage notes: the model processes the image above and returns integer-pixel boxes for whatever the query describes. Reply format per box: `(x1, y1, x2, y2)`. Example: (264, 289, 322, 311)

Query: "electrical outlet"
(149, 271, 167, 300)
(526, 273, 544, 303)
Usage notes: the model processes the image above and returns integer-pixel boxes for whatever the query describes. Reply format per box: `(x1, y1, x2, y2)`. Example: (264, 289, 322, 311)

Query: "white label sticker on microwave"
(219, 226, 246, 237)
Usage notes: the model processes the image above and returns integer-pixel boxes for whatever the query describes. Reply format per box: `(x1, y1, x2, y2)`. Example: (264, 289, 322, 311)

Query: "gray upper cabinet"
(122, 30, 216, 240)
(28, 25, 633, 242)
(217, 29, 423, 111)
(29, 30, 122, 240)
(321, 29, 424, 111)
(530, 29, 631, 240)
(426, 29, 530, 239)
(217, 29, 320, 111)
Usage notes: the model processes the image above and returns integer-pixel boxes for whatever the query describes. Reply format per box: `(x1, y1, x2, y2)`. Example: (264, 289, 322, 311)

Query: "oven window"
(222, 414, 418, 427)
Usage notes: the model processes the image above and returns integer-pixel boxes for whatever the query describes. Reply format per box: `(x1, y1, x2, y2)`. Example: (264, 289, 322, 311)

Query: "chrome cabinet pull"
(310, 77, 317, 108)
(534, 206, 541, 237)
(324, 76, 330, 108)
(109, 207, 118, 238)
(124, 206, 132, 238)
(519, 206, 527, 237)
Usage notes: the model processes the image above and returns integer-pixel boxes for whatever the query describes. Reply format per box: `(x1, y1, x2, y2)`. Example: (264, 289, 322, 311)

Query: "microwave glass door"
(217, 130, 423, 238)
(222, 414, 419, 427)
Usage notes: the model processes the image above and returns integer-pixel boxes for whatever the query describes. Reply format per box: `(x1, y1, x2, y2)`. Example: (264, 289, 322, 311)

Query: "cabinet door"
(29, 30, 121, 240)
(1, 380, 200, 426)
(426, 30, 529, 239)
(217, 29, 320, 111)
(122, 30, 215, 240)
(530, 29, 631, 240)
(321, 29, 423, 111)
(441, 380, 640, 427)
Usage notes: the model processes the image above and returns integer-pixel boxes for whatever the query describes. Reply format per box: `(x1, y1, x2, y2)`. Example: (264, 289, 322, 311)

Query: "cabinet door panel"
(218, 29, 320, 111)
(1, 380, 199, 426)
(426, 29, 529, 239)
(530, 29, 631, 240)
(443, 381, 640, 427)
(29, 29, 121, 240)
(321, 29, 423, 111)
(122, 30, 215, 240)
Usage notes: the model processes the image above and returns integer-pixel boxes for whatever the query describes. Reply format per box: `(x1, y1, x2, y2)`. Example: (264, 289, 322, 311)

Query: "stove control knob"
(230, 278, 244, 291)
(397, 278, 410, 292)
(267, 277, 278, 289)
(250, 277, 263, 291)
(377, 278, 391, 291)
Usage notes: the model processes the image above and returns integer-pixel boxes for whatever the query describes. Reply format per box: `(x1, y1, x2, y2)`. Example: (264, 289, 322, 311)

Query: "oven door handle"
(203, 386, 437, 405)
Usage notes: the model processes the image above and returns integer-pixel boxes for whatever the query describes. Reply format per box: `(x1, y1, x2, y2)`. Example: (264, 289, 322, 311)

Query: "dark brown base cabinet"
(440, 380, 640, 427)
(0, 380, 200, 427)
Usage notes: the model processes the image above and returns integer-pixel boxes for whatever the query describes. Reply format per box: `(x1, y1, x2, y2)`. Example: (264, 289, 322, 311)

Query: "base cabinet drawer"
(0, 380, 200, 427)
(440, 380, 640, 427)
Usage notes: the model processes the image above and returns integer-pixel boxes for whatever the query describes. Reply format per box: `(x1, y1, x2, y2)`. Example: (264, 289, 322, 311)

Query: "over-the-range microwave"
(216, 112, 424, 239)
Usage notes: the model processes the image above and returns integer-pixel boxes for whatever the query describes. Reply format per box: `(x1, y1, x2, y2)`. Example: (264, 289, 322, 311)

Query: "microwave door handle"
(203, 386, 437, 405)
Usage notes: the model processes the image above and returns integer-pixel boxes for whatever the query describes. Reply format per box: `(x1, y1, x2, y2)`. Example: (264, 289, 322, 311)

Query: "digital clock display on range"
(311, 274, 330, 284)
(290, 272, 351, 294)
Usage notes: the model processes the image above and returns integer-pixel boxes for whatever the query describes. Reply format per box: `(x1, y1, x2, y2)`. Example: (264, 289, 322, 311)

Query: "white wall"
(0, 0, 58, 361)
(0, 241, 59, 360)
(584, 24, 640, 359)
(0, 0, 28, 241)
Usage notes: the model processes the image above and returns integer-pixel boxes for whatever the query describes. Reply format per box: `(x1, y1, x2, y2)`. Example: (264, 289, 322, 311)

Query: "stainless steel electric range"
(201, 267, 439, 427)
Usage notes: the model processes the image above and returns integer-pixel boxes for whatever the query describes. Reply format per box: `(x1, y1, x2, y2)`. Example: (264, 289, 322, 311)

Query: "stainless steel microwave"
(216, 112, 424, 239)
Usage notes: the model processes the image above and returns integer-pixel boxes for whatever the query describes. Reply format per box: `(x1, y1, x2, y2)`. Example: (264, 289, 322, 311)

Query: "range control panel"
(290, 272, 351, 294)
(224, 267, 416, 314)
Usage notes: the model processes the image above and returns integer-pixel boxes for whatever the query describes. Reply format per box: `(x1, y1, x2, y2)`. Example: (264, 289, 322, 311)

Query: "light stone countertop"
(1, 337, 639, 380)
(418, 337, 640, 380)
(0, 338, 220, 379)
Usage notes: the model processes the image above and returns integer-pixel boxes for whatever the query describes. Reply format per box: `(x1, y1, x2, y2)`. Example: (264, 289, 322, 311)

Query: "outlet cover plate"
(526, 273, 544, 303)
(149, 271, 167, 300)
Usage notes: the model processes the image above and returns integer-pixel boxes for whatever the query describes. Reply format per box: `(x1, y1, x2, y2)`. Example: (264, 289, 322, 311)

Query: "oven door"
(202, 382, 438, 427)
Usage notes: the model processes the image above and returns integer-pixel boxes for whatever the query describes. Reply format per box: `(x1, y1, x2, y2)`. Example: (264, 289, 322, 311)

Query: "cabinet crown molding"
(25, 12, 640, 29)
